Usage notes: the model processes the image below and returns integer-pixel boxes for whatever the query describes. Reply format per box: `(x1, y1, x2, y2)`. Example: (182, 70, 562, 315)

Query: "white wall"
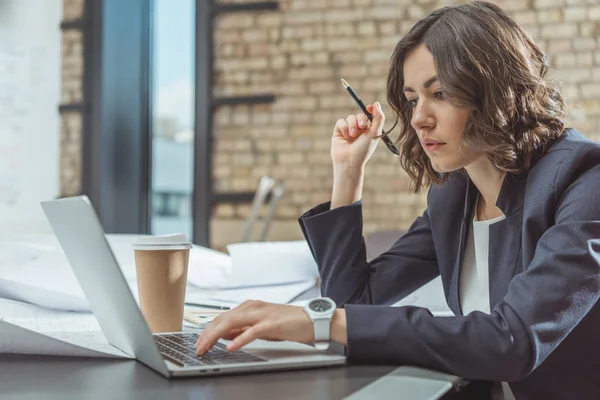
(0, 0, 62, 234)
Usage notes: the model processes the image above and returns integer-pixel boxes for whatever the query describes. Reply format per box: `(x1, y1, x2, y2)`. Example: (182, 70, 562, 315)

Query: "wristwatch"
(304, 297, 337, 350)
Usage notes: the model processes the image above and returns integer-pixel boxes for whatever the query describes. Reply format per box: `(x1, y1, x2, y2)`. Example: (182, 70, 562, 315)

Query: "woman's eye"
(433, 91, 444, 100)
(406, 99, 418, 108)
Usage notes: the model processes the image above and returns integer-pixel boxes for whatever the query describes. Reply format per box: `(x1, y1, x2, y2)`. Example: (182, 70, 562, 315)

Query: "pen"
(340, 78, 400, 156)
(341, 78, 373, 121)
(185, 302, 231, 310)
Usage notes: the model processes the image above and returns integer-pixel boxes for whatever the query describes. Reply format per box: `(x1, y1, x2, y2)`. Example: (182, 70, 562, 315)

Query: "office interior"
(1, 0, 600, 398)
(2, 0, 599, 248)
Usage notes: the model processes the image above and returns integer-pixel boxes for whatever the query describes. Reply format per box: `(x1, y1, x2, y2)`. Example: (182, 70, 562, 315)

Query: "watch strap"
(313, 317, 331, 350)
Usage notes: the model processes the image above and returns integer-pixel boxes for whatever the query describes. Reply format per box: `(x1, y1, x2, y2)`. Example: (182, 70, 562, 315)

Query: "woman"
(196, 2, 600, 398)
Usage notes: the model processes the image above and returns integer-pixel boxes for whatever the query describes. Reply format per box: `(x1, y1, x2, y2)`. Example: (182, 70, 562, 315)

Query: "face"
(402, 44, 482, 173)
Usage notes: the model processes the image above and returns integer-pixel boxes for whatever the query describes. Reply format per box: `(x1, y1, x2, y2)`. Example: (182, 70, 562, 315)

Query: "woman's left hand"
(194, 300, 314, 355)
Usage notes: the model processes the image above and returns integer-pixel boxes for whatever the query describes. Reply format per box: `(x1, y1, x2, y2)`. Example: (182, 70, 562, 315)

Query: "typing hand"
(194, 300, 314, 355)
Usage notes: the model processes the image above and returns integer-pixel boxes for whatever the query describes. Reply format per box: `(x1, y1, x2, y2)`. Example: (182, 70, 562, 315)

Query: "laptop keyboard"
(154, 332, 267, 367)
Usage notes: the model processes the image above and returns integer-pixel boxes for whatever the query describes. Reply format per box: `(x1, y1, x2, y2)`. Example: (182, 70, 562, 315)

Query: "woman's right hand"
(331, 102, 386, 169)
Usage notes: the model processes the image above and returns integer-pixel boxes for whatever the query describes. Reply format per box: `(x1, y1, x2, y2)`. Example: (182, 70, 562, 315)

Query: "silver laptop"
(41, 196, 346, 378)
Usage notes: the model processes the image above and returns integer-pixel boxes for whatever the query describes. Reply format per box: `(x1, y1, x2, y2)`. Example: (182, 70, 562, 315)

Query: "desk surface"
(0, 290, 472, 399)
(0, 354, 397, 400)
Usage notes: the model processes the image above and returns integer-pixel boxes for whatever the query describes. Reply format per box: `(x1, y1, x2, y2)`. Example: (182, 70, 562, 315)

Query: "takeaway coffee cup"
(132, 234, 192, 333)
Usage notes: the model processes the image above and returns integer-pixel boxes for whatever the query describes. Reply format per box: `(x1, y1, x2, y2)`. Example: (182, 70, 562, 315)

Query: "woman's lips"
(422, 142, 446, 152)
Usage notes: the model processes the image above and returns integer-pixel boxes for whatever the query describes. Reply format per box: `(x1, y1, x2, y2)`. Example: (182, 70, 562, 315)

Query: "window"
(150, 0, 195, 239)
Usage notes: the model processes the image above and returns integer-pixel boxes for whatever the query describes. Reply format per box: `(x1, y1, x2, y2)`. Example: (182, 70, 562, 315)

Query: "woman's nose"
(411, 101, 435, 131)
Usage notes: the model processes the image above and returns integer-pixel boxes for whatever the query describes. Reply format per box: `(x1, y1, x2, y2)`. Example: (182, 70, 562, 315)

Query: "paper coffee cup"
(133, 234, 192, 333)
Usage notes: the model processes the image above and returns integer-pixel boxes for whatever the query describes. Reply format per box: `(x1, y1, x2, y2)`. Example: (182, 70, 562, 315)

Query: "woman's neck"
(465, 156, 506, 220)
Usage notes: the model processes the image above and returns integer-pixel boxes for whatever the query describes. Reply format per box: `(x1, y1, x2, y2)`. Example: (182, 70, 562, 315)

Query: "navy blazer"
(299, 129, 600, 399)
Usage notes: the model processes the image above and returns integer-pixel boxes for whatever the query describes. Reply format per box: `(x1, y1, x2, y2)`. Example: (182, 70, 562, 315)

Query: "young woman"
(196, 2, 600, 398)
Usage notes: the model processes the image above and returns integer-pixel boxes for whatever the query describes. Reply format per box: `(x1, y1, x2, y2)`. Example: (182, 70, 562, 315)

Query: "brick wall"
(60, 0, 600, 248)
(210, 0, 600, 249)
(60, 0, 85, 196)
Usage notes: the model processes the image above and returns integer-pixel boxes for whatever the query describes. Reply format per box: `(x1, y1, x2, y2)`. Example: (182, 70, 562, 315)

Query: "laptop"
(41, 196, 346, 378)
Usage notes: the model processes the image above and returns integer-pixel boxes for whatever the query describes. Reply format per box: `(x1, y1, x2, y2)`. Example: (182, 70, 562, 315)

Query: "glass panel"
(150, 0, 195, 240)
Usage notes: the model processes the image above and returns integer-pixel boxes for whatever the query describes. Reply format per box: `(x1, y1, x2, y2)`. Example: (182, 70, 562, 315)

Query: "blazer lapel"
(449, 177, 478, 316)
(449, 171, 526, 315)
(488, 172, 526, 309)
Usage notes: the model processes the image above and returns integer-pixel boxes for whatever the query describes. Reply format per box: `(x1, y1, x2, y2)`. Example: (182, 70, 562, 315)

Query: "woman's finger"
(346, 114, 358, 138)
(369, 102, 386, 137)
(357, 113, 370, 129)
(333, 118, 348, 140)
(221, 326, 250, 341)
(195, 301, 265, 355)
(194, 311, 227, 348)
(195, 313, 248, 355)
(226, 322, 274, 352)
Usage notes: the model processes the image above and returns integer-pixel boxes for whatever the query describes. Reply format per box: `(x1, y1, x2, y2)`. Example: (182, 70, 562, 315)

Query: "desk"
(0, 354, 483, 400)
(0, 355, 394, 400)
(0, 293, 478, 399)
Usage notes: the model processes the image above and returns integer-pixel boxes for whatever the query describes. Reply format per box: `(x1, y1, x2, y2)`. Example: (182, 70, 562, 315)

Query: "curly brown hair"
(386, 1, 566, 192)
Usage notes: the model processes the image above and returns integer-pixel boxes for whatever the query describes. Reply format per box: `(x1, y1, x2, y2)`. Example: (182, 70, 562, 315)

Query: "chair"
(239, 176, 285, 242)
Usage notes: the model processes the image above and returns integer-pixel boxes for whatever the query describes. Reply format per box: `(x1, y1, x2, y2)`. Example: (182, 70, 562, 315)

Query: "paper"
(183, 310, 222, 328)
(186, 244, 232, 288)
(392, 276, 454, 317)
(185, 280, 316, 307)
(0, 239, 45, 275)
(0, 298, 128, 358)
(0, 235, 144, 312)
(0, 235, 317, 312)
(223, 241, 319, 288)
(0, 249, 98, 311)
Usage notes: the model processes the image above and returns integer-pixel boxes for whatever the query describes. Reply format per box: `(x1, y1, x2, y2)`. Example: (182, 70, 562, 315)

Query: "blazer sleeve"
(344, 164, 600, 382)
(298, 198, 439, 306)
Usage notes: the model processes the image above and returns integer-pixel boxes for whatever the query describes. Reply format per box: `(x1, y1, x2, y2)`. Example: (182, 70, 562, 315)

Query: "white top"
(459, 206, 505, 315)
(459, 198, 515, 400)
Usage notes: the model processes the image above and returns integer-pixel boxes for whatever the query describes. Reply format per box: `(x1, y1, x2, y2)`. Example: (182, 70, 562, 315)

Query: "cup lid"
(132, 233, 192, 250)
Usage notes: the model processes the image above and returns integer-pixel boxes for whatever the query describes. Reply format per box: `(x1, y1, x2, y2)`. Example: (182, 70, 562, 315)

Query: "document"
(0, 235, 319, 312)
(186, 244, 232, 289)
(0, 298, 129, 358)
(392, 276, 454, 317)
(223, 240, 319, 288)
(0, 249, 90, 311)
(186, 279, 316, 307)
(0, 239, 45, 275)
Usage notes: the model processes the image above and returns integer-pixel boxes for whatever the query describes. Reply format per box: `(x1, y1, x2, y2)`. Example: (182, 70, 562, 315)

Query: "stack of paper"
(0, 235, 319, 312)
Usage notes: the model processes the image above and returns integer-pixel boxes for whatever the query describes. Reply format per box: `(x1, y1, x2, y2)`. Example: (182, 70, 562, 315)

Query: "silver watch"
(304, 297, 336, 350)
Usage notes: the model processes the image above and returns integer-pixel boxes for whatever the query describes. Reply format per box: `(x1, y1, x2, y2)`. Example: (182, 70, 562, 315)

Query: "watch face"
(310, 299, 333, 312)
